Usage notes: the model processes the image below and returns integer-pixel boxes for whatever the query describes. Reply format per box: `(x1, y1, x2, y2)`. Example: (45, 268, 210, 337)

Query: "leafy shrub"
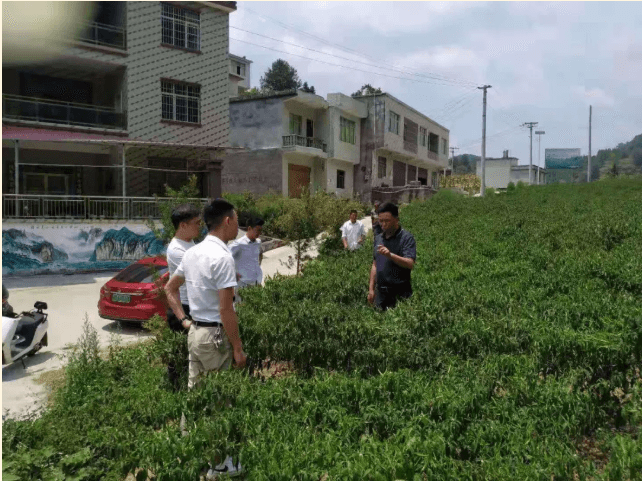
(4, 179, 642, 480)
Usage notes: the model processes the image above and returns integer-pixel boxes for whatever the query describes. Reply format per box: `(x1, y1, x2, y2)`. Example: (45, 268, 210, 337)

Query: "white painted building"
(229, 53, 252, 97)
(476, 151, 547, 189)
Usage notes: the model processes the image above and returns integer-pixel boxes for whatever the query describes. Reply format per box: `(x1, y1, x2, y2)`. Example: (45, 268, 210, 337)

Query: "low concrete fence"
(371, 185, 437, 205)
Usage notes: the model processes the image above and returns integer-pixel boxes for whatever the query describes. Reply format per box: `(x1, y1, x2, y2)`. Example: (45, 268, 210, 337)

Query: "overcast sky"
(230, 1, 642, 167)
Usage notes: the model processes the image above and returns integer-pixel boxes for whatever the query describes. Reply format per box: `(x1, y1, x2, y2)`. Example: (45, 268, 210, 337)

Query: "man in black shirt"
(367, 202, 416, 311)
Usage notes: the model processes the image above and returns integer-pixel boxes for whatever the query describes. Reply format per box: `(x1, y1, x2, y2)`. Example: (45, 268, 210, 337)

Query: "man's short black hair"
(203, 199, 235, 231)
(171, 204, 201, 230)
(378, 202, 399, 218)
(350, 209, 358, 215)
(248, 216, 265, 228)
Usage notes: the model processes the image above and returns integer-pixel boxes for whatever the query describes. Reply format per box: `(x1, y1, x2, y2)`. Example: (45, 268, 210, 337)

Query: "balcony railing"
(3, 195, 209, 221)
(282, 134, 327, 153)
(3, 94, 127, 130)
(78, 21, 126, 50)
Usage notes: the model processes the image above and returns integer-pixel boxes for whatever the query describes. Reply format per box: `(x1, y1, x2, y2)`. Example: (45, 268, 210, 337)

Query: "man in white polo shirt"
(229, 216, 264, 304)
(165, 203, 201, 390)
(341, 209, 366, 251)
(165, 199, 247, 478)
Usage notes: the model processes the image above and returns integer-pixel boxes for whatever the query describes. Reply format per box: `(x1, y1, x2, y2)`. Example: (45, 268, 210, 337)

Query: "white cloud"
(571, 86, 616, 108)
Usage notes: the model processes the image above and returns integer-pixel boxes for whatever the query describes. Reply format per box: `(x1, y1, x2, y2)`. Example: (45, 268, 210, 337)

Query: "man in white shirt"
(341, 209, 366, 251)
(165, 199, 247, 478)
(229, 217, 264, 304)
(165, 204, 202, 390)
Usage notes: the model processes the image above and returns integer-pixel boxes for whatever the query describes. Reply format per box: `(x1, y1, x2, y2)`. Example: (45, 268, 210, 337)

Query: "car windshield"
(113, 264, 168, 284)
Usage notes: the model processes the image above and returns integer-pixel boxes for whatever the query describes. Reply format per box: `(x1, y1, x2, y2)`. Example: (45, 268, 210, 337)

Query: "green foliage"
(260, 59, 303, 92)
(351, 84, 383, 97)
(301, 81, 315, 94)
(4, 179, 642, 480)
(452, 153, 480, 174)
(506, 181, 516, 193)
(147, 175, 204, 245)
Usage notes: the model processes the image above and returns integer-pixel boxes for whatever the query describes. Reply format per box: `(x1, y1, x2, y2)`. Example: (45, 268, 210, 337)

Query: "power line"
(231, 37, 477, 88)
(240, 6, 479, 88)
(231, 26, 477, 88)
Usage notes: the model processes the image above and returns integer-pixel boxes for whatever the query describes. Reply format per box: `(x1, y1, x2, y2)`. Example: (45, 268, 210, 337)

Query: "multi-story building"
(476, 150, 547, 189)
(3, 1, 236, 218)
(228, 53, 252, 97)
(223, 89, 368, 198)
(223, 89, 449, 201)
(353, 93, 449, 203)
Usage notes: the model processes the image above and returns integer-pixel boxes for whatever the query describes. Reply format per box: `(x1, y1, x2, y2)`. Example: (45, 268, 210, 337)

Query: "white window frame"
(339, 116, 356, 144)
(388, 111, 400, 135)
(161, 3, 200, 51)
(420, 127, 427, 147)
(162, 80, 201, 124)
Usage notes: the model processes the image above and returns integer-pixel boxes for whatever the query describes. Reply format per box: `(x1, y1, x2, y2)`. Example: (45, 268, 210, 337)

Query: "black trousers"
(166, 304, 190, 390)
(375, 284, 412, 311)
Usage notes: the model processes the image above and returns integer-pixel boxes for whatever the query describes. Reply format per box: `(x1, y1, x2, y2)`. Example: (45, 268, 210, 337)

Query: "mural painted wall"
(2, 222, 166, 276)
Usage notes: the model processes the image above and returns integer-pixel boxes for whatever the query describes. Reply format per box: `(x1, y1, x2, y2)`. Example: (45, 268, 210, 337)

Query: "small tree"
(260, 59, 302, 92)
(351, 84, 383, 97)
(147, 175, 204, 245)
(301, 81, 316, 94)
(275, 188, 317, 275)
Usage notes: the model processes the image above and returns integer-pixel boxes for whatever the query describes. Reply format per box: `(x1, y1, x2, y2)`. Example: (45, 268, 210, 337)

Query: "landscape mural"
(2, 222, 166, 276)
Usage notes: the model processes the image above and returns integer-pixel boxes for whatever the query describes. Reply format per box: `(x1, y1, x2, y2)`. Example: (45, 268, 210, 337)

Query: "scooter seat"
(14, 313, 45, 348)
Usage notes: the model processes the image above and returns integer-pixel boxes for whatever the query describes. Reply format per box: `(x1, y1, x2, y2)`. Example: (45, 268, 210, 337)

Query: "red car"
(98, 256, 170, 323)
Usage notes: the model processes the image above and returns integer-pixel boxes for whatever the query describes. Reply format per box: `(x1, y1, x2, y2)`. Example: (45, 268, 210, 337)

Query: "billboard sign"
(545, 148, 583, 169)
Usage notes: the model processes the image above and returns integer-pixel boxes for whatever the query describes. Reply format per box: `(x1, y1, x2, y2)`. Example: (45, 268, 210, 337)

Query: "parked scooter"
(2, 286, 49, 367)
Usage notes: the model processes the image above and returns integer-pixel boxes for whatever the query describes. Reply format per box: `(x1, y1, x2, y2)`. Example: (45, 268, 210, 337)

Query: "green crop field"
(3, 178, 641, 481)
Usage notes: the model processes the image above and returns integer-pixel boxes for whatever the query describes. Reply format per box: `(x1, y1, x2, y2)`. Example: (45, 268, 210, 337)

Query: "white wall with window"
(325, 158, 354, 197)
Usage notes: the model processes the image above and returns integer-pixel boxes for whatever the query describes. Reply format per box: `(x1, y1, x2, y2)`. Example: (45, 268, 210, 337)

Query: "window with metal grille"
(340, 116, 356, 144)
(420, 127, 427, 147)
(378, 157, 387, 179)
(337, 169, 345, 189)
(388, 111, 400, 135)
(161, 80, 200, 123)
(161, 3, 200, 51)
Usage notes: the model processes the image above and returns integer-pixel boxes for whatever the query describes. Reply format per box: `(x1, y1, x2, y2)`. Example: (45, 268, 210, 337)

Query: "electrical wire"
(240, 6, 479, 88)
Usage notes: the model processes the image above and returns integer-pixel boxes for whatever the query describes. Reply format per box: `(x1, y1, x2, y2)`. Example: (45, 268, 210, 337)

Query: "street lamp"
(535, 130, 545, 185)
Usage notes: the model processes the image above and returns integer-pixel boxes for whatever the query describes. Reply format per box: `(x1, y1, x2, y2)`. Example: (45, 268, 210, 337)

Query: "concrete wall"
(477, 159, 514, 189)
(354, 96, 386, 202)
(327, 107, 361, 164)
(229, 97, 285, 150)
(222, 148, 283, 195)
(326, 158, 354, 198)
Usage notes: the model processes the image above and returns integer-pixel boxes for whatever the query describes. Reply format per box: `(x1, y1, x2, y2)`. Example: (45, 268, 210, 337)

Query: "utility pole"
(523, 122, 538, 185)
(449, 146, 459, 175)
(478, 85, 491, 196)
(587, 105, 592, 182)
(535, 130, 545, 185)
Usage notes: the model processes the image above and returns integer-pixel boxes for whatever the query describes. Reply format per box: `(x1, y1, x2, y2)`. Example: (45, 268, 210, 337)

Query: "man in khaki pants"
(165, 198, 247, 479)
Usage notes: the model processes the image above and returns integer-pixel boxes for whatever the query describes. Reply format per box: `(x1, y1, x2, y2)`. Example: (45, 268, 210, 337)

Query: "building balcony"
(282, 134, 328, 156)
(3, 94, 127, 131)
(77, 21, 126, 50)
(2, 194, 209, 221)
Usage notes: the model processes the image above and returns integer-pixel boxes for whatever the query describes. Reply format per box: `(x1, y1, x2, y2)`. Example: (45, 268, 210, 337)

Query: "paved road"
(2, 217, 372, 419)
